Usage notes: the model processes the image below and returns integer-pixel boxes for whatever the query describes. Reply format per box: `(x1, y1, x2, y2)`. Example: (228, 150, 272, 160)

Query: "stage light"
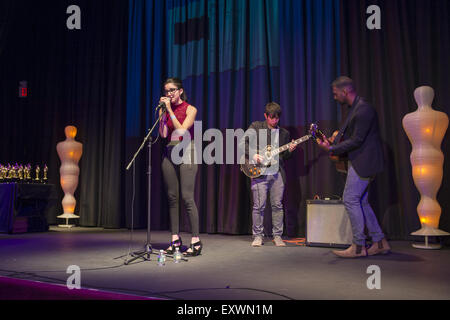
(56, 125, 83, 228)
(402, 86, 450, 249)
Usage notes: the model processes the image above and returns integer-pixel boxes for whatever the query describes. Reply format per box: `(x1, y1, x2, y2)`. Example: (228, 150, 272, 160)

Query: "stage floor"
(0, 227, 449, 300)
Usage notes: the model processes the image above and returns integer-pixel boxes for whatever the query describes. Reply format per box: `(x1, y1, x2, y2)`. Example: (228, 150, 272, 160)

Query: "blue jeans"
(343, 162, 384, 246)
(251, 172, 285, 237)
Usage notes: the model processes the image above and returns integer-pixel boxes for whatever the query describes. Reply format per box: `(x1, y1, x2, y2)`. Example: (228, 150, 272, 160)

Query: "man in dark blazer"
(317, 76, 390, 258)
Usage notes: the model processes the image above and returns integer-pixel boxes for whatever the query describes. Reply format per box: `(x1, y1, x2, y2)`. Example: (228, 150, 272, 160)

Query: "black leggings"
(161, 156, 199, 236)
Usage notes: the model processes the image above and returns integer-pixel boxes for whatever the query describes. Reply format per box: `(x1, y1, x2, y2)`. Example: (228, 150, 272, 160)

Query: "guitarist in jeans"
(242, 102, 297, 247)
(316, 76, 390, 258)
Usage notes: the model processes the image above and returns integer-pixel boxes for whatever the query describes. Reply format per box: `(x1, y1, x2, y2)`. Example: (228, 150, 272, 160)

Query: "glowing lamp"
(56, 125, 83, 228)
(402, 86, 449, 249)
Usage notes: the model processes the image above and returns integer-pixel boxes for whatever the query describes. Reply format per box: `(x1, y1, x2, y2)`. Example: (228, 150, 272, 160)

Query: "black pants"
(161, 152, 199, 237)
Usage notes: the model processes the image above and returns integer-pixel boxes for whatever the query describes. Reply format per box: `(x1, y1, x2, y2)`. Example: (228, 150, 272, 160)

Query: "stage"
(0, 228, 449, 300)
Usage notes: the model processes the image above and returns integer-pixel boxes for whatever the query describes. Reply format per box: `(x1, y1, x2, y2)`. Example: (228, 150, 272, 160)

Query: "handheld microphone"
(157, 101, 166, 110)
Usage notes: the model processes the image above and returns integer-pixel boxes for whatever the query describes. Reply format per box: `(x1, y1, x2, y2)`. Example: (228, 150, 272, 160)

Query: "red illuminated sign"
(20, 87, 27, 97)
(19, 81, 28, 98)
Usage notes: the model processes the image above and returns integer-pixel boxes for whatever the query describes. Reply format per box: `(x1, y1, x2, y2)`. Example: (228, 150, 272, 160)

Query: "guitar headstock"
(309, 123, 329, 144)
(309, 123, 320, 139)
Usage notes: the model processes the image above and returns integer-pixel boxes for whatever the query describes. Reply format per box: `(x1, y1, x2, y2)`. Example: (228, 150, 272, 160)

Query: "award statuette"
(26, 164, 32, 180)
(18, 165, 24, 180)
(23, 165, 28, 182)
(7, 164, 14, 180)
(43, 164, 48, 183)
(0, 165, 4, 181)
(35, 165, 40, 182)
(12, 164, 19, 180)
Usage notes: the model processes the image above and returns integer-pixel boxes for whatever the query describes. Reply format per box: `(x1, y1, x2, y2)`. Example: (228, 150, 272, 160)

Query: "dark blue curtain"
(125, 0, 340, 236)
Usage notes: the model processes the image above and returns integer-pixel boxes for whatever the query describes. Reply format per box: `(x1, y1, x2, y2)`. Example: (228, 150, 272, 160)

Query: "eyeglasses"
(164, 88, 179, 96)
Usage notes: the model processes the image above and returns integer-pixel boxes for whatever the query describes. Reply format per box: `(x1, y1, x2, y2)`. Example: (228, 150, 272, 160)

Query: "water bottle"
(157, 250, 166, 266)
(174, 247, 182, 263)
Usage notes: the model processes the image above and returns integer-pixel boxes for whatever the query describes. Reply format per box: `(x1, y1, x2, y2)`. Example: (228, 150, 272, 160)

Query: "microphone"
(157, 101, 166, 110)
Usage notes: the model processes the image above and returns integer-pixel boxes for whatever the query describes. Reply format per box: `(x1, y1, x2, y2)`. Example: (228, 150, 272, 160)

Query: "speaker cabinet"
(306, 200, 352, 247)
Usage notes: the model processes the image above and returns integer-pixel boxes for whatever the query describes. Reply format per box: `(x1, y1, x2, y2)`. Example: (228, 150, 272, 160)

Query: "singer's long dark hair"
(163, 77, 188, 102)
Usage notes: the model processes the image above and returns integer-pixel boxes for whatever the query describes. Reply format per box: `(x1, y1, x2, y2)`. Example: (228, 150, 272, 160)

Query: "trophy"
(43, 164, 48, 183)
(7, 164, 13, 180)
(18, 165, 24, 180)
(23, 165, 28, 182)
(35, 165, 40, 182)
(26, 164, 32, 180)
(0, 165, 4, 181)
(13, 163, 19, 180)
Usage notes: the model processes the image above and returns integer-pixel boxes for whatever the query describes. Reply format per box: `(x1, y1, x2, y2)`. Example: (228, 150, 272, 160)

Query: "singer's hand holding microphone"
(157, 101, 166, 110)
(158, 97, 172, 113)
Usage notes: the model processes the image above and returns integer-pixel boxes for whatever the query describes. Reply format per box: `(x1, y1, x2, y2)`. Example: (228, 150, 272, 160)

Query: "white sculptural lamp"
(402, 86, 450, 249)
(57, 125, 83, 228)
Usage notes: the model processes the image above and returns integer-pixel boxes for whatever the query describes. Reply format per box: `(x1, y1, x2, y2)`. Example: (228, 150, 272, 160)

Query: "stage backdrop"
(1, 0, 449, 241)
(125, 0, 341, 236)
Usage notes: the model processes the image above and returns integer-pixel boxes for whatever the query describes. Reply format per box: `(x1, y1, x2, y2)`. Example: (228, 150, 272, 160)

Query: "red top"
(165, 101, 194, 141)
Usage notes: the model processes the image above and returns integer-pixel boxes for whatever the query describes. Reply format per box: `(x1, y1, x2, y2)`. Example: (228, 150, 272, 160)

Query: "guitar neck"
(270, 135, 311, 156)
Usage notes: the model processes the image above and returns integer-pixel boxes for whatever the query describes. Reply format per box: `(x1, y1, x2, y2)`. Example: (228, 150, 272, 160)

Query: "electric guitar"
(240, 134, 312, 178)
(309, 123, 348, 173)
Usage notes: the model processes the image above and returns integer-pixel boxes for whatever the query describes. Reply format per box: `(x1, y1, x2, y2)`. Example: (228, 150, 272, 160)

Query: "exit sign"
(19, 81, 28, 98)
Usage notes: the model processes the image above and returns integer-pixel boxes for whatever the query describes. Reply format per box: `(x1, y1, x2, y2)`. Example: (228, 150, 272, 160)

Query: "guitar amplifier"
(306, 200, 353, 247)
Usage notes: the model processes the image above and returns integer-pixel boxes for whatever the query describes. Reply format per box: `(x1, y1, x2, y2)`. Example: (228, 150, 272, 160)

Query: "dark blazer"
(331, 97, 384, 178)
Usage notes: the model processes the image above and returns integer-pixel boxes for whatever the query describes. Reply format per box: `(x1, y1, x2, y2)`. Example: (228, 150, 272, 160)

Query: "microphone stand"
(124, 106, 165, 265)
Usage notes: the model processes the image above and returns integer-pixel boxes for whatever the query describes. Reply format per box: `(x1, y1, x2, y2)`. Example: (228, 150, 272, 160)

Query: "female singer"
(159, 78, 202, 256)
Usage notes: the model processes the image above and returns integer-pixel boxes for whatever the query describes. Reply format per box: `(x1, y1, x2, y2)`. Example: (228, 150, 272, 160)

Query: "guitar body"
(310, 124, 348, 173)
(240, 134, 312, 178)
(240, 145, 276, 178)
(329, 130, 348, 173)
(240, 157, 266, 178)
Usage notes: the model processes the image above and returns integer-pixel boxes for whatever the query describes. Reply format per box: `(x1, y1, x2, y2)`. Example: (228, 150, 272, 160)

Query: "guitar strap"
(334, 96, 360, 145)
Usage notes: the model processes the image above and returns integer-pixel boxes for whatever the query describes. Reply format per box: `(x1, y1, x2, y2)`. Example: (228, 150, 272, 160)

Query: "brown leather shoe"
(332, 244, 367, 258)
(367, 238, 391, 256)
